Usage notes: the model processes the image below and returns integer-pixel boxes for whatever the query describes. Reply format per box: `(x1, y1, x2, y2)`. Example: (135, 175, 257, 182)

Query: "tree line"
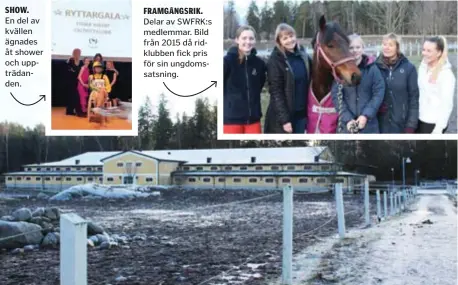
(224, 0, 457, 39)
(0, 98, 455, 183)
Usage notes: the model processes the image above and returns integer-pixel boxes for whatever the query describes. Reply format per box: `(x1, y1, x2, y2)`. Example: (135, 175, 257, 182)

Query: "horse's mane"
(311, 21, 349, 49)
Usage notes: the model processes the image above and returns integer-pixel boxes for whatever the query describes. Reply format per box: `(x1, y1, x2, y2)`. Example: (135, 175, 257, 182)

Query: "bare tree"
(365, 1, 409, 33)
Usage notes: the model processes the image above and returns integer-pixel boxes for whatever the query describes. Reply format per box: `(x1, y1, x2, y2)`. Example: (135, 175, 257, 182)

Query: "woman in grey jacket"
(375, 33, 419, 134)
(331, 34, 385, 133)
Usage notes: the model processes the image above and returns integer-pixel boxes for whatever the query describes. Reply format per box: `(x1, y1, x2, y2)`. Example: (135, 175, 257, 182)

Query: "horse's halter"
(314, 32, 356, 84)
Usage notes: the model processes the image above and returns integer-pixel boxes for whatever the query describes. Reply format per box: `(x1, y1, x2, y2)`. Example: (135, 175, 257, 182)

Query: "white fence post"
(60, 213, 88, 285)
(390, 191, 394, 216)
(364, 178, 370, 226)
(383, 191, 388, 218)
(282, 184, 293, 285)
(394, 192, 398, 214)
(376, 190, 381, 220)
(335, 183, 346, 239)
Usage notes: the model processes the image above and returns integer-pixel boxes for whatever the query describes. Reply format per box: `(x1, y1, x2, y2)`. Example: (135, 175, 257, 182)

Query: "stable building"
(2, 146, 371, 191)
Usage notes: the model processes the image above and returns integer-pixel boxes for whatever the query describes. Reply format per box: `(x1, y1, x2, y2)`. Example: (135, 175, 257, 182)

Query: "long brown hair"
(235, 25, 256, 63)
(426, 36, 448, 83)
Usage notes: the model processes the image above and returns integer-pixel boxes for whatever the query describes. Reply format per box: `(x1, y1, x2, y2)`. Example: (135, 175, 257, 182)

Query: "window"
(76, 167, 81, 171)
(76, 177, 83, 181)
(86, 167, 92, 171)
(303, 165, 312, 170)
(188, 177, 196, 182)
(218, 178, 225, 183)
(36, 177, 41, 181)
(265, 178, 274, 183)
(240, 166, 247, 170)
(123, 177, 133, 184)
(299, 178, 308, 183)
(251, 157, 256, 163)
(255, 166, 263, 170)
(183, 166, 190, 171)
(335, 178, 345, 183)
(233, 178, 241, 183)
(7, 177, 12, 181)
(146, 177, 153, 182)
(26, 177, 31, 181)
(117, 162, 124, 167)
(322, 166, 330, 170)
(56, 168, 61, 171)
(210, 166, 218, 171)
(65, 177, 71, 181)
(66, 167, 71, 171)
(224, 166, 232, 171)
(87, 178, 94, 182)
(17, 177, 22, 181)
(56, 177, 61, 181)
(107, 177, 114, 182)
(136, 162, 142, 167)
(46, 168, 51, 171)
(196, 167, 203, 171)
(45, 177, 51, 181)
(27, 168, 31, 171)
(207, 157, 212, 163)
(287, 166, 295, 170)
(36, 167, 41, 171)
(271, 166, 279, 170)
(175, 177, 182, 183)
(97, 167, 103, 171)
(203, 178, 211, 183)
(316, 178, 326, 183)
(249, 178, 258, 183)
(99, 177, 103, 181)
(282, 178, 291, 183)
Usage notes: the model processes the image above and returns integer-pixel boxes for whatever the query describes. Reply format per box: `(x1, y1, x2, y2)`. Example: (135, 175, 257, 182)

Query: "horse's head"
(312, 15, 361, 86)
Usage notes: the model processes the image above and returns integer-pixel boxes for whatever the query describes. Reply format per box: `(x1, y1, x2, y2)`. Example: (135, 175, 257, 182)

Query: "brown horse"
(307, 15, 362, 134)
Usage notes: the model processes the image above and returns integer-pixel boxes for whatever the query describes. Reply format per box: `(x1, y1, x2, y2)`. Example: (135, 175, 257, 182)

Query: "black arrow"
(10, 93, 46, 106)
(163, 81, 217, 97)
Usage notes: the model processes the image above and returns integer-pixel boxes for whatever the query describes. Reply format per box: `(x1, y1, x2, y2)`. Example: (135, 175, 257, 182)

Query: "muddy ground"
(0, 188, 377, 285)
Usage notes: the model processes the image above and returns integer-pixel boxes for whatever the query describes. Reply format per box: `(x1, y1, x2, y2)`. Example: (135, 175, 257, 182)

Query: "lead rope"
(337, 84, 359, 134)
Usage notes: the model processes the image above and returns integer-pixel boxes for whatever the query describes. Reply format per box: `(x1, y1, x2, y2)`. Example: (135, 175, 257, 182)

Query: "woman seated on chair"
(88, 61, 111, 109)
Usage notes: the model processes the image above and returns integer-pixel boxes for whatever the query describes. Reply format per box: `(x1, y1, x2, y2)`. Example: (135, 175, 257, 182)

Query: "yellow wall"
(158, 161, 180, 185)
(178, 164, 338, 172)
(103, 153, 158, 175)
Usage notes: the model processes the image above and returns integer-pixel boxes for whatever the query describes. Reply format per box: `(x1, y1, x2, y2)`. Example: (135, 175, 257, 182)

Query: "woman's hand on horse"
(283, 122, 293, 133)
(356, 115, 368, 129)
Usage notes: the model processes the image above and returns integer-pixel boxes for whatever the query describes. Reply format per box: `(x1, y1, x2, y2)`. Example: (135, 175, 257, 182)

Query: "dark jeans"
(66, 79, 82, 115)
(416, 120, 447, 134)
(292, 111, 307, 133)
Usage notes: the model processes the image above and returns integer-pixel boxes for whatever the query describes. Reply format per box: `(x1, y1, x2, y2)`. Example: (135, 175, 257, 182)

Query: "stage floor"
(51, 107, 132, 130)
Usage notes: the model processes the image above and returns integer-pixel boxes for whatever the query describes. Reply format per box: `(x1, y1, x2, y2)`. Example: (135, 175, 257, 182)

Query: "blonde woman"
(223, 25, 266, 134)
(264, 23, 311, 134)
(417, 36, 456, 134)
(331, 34, 385, 133)
(88, 61, 111, 109)
(375, 33, 419, 133)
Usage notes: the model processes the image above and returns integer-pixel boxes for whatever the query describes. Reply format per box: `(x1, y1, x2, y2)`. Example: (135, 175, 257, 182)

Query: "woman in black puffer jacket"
(264, 23, 312, 134)
(223, 25, 266, 134)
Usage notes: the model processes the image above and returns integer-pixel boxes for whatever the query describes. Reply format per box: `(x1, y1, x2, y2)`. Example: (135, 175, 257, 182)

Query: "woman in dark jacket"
(66, 48, 84, 116)
(264, 23, 311, 134)
(223, 25, 266, 134)
(375, 33, 419, 133)
(331, 34, 385, 133)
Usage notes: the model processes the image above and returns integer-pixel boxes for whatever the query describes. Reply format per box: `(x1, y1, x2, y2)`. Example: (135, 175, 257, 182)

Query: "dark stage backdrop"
(51, 60, 132, 107)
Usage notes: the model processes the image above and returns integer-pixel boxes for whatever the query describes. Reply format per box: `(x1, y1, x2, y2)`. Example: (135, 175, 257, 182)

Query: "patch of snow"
(294, 192, 457, 285)
(49, 184, 153, 200)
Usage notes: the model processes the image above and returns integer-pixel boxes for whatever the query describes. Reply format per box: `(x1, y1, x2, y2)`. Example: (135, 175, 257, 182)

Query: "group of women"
(66, 48, 120, 117)
(223, 24, 456, 134)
